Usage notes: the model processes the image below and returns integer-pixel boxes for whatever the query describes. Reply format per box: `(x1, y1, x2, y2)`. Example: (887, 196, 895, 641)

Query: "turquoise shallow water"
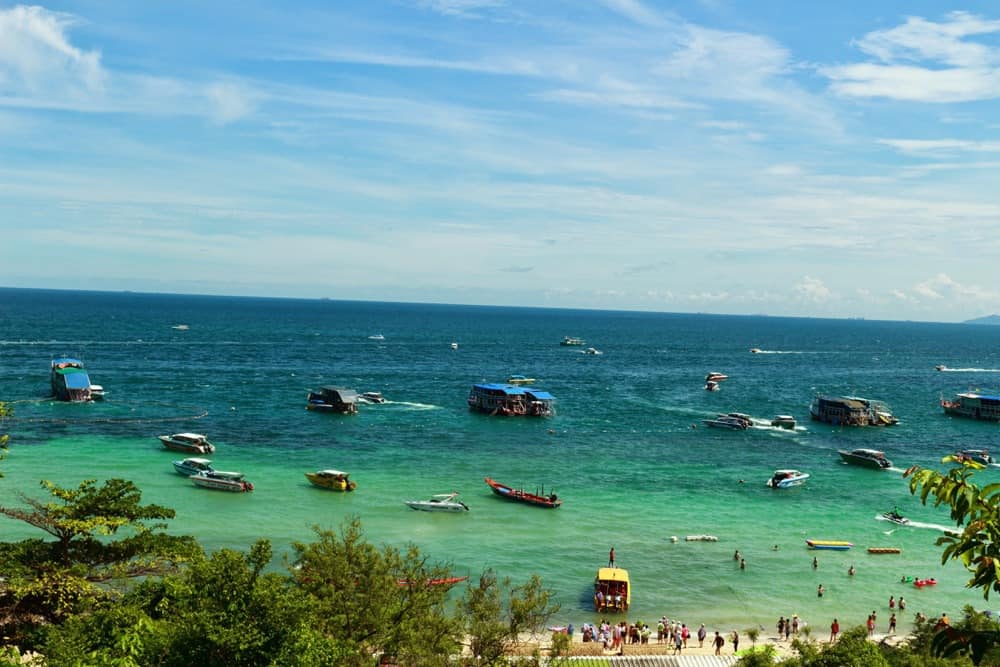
(3, 288, 1000, 635)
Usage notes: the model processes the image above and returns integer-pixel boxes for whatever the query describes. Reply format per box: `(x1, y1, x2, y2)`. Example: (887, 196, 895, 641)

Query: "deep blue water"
(3, 287, 1000, 634)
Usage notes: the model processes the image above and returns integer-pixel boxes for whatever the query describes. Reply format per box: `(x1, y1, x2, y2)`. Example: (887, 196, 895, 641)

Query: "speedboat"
(89, 384, 105, 400)
(368, 334, 385, 341)
(507, 375, 536, 385)
(560, 336, 585, 346)
(771, 415, 796, 429)
(190, 470, 253, 492)
(838, 448, 892, 469)
(767, 469, 809, 489)
(158, 433, 216, 454)
(702, 414, 750, 430)
(705, 372, 728, 382)
(935, 364, 947, 371)
(957, 449, 994, 465)
(881, 509, 910, 525)
(361, 391, 386, 404)
(404, 492, 469, 512)
(172, 457, 214, 476)
(305, 469, 357, 491)
(450, 342, 459, 349)
(750, 348, 762, 354)
(582, 347, 603, 355)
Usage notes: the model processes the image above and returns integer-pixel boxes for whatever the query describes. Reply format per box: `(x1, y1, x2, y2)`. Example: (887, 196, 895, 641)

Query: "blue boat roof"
(526, 390, 555, 400)
(473, 383, 527, 394)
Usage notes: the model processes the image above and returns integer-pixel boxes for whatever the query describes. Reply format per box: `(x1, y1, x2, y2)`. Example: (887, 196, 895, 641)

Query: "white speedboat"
(361, 391, 386, 404)
(958, 449, 994, 465)
(172, 457, 214, 476)
(582, 347, 603, 355)
(702, 413, 751, 430)
(771, 415, 796, 429)
(368, 334, 385, 341)
(881, 509, 910, 525)
(404, 492, 469, 512)
(158, 433, 216, 454)
(767, 469, 809, 489)
(190, 470, 254, 492)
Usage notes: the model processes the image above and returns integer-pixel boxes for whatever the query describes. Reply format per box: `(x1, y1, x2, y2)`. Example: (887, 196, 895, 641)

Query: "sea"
(2, 287, 1000, 636)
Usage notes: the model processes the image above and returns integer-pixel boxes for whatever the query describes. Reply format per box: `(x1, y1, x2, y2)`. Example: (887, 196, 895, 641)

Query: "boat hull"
(191, 474, 253, 492)
(838, 450, 892, 469)
(404, 501, 467, 512)
(158, 435, 215, 454)
(305, 473, 356, 491)
(484, 477, 560, 508)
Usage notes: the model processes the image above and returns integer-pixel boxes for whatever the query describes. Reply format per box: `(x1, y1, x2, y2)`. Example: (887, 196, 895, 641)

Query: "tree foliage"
(0, 478, 199, 644)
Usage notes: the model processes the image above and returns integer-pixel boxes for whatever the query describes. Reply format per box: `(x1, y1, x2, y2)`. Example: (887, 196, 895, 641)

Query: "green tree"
(460, 568, 560, 666)
(746, 626, 761, 647)
(290, 518, 462, 667)
(0, 478, 199, 644)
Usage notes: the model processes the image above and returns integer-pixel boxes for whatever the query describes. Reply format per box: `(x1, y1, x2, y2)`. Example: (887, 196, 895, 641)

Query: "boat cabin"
(467, 383, 555, 416)
(50, 357, 93, 402)
(594, 567, 630, 612)
(307, 387, 359, 414)
(809, 396, 897, 426)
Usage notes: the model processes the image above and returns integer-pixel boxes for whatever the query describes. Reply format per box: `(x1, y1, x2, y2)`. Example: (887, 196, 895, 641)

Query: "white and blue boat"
(172, 457, 214, 476)
(467, 383, 555, 416)
(50, 357, 95, 402)
(766, 469, 809, 489)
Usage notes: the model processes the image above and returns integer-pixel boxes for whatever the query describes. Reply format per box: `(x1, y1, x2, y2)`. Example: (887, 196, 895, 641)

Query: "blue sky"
(2, 1, 1000, 321)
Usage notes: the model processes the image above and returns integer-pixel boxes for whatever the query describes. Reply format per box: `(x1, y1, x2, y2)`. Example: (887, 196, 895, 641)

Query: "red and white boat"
(190, 470, 254, 493)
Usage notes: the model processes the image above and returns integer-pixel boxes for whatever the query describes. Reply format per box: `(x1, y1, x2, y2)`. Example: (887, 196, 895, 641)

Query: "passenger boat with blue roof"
(50, 357, 96, 402)
(809, 395, 897, 426)
(942, 391, 1000, 421)
(467, 383, 555, 416)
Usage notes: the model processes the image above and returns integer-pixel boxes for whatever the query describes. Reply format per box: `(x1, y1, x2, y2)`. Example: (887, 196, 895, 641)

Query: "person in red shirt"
(830, 618, 839, 642)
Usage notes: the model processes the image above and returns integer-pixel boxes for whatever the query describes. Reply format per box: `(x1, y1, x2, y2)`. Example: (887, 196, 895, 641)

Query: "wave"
(390, 401, 441, 410)
(875, 515, 954, 534)
(938, 367, 1000, 373)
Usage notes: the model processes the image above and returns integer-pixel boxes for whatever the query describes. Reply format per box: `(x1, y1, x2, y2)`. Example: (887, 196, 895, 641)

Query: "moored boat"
(771, 415, 796, 429)
(50, 357, 95, 402)
(560, 336, 585, 346)
(88, 384, 105, 400)
(593, 567, 630, 612)
(467, 383, 555, 416)
(767, 469, 809, 489)
(507, 375, 536, 385)
(306, 387, 359, 414)
(172, 457, 215, 476)
(404, 492, 469, 512)
(484, 477, 560, 508)
(809, 395, 898, 426)
(158, 433, 216, 454)
(941, 391, 1000, 421)
(190, 470, 254, 492)
(305, 470, 356, 491)
(867, 547, 902, 554)
(806, 539, 853, 551)
(838, 448, 892, 469)
(705, 372, 728, 382)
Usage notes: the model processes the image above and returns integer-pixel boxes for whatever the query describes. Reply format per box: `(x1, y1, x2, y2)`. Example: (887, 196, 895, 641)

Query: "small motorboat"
(172, 457, 214, 476)
(881, 509, 910, 526)
(404, 492, 469, 512)
(705, 372, 728, 382)
(767, 469, 809, 489)
(935, 364, 947, 371)
(368, 334, 385, 341)
(484, 477, 561, 508)
(702, 414, 750, 430)
(839, 448, 893, 469)
(158, 433, 216, 454)
(806, 539, 853, 551)
(750, 348, 762, 354)
(582, 347, 603, 355)
(190, 470, 254, 492)
(957, 449, 994, 465)
(89, 384, 106, 400)
(507, 375, 536, 385)
(305, 469, 357, 491)
(771, 415, 796, 429)
(450, 342, 459, 349)
(361, 391, 386, 404)
(560, 336, 585, 346)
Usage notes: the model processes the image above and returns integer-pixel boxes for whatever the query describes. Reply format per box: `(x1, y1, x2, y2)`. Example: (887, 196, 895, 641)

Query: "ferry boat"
(806, 539, 853, 551)
(941, 391, 1000, 421)
(484, 477, 560, 508)
(809, 396, 898, 426)
(467, 383, 554, 416)
(838, 448, 892, 469)
(158, 433, 216, 454)
(767, 469, 809, 489)
(306, 387, 359, 414)
(560, 336, 585, 346)
(593, 567, 630, 612)
(50, 357, 95, 402)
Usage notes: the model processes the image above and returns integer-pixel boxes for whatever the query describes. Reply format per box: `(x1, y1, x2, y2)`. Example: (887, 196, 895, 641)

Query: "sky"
(2, 1, 1000, 322)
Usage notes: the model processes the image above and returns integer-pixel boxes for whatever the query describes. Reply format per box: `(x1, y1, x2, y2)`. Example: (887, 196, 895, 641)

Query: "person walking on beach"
(609, 546, 615, 567)
(673, 630, 682, 654)
(792, 614, 800, 635)
(777, 616, 785, 639)
(697, 623, 706, 647)
(713, 631, 724, 655)
(731, 630, 739, 654)
(830, 618, 839, 642)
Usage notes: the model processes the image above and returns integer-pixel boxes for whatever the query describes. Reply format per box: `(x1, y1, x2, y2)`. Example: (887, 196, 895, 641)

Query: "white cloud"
(879, 138, 1000, 155)
(913, 273, 996, 301)
(822, 12, 1000, 102)
(417, 0, 504, 19)
(596, 0, 667, 28)
(0, 5, 105, 98)
(205, 82, 255, 124)
(795, 276, 832, 303)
